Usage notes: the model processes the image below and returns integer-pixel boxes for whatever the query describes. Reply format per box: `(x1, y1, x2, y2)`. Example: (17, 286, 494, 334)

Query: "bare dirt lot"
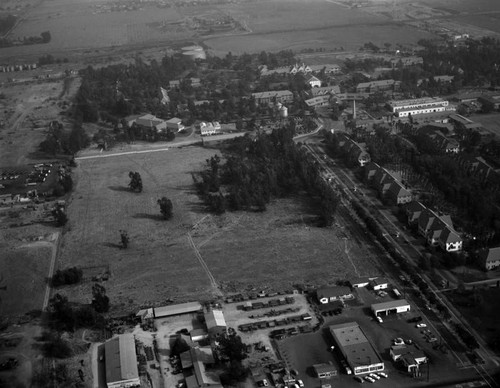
(59, 145, 379, 316)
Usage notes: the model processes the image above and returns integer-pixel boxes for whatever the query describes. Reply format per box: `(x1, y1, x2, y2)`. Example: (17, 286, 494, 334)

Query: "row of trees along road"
(193, 124, 339, 225)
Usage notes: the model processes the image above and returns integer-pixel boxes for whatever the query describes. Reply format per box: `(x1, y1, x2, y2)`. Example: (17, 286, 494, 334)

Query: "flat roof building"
(329, 322, 384, 375)
(372, 299, 410, 316)
(204, 309, 227, 338)
(104, 334, 140, 388)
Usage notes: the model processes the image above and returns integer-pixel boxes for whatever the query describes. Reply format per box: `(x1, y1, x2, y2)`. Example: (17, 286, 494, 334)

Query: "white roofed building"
(204, 309, 227, 338)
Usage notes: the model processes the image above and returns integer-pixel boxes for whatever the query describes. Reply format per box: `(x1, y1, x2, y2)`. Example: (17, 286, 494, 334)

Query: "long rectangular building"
(387, 97, 449, 117)
(105, 334, 140, 388)
(329, 322, 384, 375)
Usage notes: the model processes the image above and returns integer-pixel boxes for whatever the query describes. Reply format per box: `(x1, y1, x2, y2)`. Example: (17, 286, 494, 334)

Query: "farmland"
(58, 146, 379, 314)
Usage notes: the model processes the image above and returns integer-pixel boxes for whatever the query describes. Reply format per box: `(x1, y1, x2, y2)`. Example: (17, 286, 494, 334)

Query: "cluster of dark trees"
(52, 207, 68, 226)
(73, 50, 303, 129)
(158, 197, 173, 220)
(48, 287, 107, 333)
(128, 171, 143, 192)
(0, 30, 51, 48)
(38, 54, 69, 66)
(52, 267, 83, 287)
(193, 125, 339, 224)
(39, 120, 90, 156)
(0, 14, 16, 35)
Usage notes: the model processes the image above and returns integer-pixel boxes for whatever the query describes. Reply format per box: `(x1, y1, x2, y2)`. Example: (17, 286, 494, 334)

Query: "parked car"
(377, 372, 388, 378)
(393, 338, 404, 346)
(408, 316, 422, 323)
(340, 360, 352, 375)
(290, 369, 299, 376)
(354, 376, 364, 383)
(369, 373, 380, 380)
(416, 323, 427, 328)
(297, 380, 304, 388)
(376, 316, 383, 323)
(364, 376, 375, 383)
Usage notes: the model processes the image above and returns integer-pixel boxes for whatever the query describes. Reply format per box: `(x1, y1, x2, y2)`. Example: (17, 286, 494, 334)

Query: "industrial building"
(313, 363, 338, 378)
(371, 299, 410, 316)
(204, 309, 227, 338)
(104, 334, 140, 388)
(329, 322, 384, 375)
(136, 301, 203, 324)
(387, 97, 449, 118)
(252, 90, 293, 105)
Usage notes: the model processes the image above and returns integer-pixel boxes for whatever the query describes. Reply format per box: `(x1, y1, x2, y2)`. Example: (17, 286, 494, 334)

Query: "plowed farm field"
(60, 146, 379, 315)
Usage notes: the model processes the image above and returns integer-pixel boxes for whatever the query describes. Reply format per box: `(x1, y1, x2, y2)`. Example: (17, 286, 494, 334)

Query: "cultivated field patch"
(61, 145, 378, 315)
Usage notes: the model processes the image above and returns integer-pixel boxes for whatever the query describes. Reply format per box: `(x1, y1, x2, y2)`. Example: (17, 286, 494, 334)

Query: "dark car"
(354, 376, 364, 383)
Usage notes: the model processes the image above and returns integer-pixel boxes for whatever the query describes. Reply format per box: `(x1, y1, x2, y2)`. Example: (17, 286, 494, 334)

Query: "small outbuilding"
(372, 299, 410, 316)
(349, 277, 371, 288)
(313, 363, 338, 379)
(370, 278, 389, 290)
(204, 309, 227, 338)
(316, 286, 353, 304)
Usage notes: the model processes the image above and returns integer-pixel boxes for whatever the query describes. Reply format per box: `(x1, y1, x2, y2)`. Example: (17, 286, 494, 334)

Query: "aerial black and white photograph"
(1, 0, 500, 386)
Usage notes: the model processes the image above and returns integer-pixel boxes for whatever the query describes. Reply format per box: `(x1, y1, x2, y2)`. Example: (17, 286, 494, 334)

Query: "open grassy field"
(61, 145, 379, 315)
(0, 223, 56, 318)
(472, 112, 500, 139)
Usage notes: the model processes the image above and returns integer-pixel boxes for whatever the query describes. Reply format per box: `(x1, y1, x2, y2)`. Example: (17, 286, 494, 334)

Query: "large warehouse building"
(372, 299, 410, 316)
(329, 322, 384, 375)
(105, 334, 140, 388)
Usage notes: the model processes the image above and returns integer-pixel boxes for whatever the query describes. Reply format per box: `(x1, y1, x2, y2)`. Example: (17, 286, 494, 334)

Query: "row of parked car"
(354, 372, 388, 383)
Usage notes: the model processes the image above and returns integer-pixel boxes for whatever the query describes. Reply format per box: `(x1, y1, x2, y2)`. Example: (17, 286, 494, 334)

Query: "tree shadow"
(102, 242, 123, 249)
(132, 213, 164, 221)
(108, 186, 131, 192)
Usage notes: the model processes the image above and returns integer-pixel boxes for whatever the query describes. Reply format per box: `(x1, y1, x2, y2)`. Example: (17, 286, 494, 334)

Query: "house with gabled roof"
(309, 85, 341, 97)
(439, 227, 463, 252)
(417, 209, 437, 238)
(386, 181, 412, 205)
(305, 74, 322, 88)
(252, 90, 293, 105)
(405, 201, 426, 225)
(479, 247, 500, 270)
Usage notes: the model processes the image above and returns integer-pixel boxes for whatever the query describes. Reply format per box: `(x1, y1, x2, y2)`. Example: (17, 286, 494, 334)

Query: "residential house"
(199, 122, 221, 136)
(169, 80, 181, 89)
(133, 114, 167, 132)
(316, 286, 353, 304)
(356, 79, 400, 94)
(439, 227, 463, 252)
(309, 64, 342, 74)
(305, 95, 331, 108)
(405, 201, 426, 225)
(370, 278, 389, 290)
(166, 117, 185, 132)
(449, 114, 483, 131)
(309, 85, 341, 97)
(290, 63, 312, 74)
(252, 90, 293, 105)
(478, 94, 500, 110)
(305, 75, 322, 88)
(480, 247, 500, 271)
(416, 207, 462, 252)
(386, 181, 412, 205)
(349, 276, 371, 288)
(390, 345, 427, 374)
(338, 134, 371, 166)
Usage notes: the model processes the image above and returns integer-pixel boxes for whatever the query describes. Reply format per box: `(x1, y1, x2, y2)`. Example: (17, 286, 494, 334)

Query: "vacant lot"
(59, 145, 379, 314)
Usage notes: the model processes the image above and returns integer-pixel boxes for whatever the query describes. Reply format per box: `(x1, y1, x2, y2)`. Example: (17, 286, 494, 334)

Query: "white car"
(297, 380, 304, 388)
(364, 376, 375, 383)
(369, 373, 380, 380)
(393, 338, 404, 346)
(377, 372, 388, 378)
(376, 316, 383, 323)
(416, 323, 427, 328)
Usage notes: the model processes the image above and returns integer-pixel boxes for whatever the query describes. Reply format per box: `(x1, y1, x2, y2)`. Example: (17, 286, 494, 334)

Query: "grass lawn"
(60, 145, 378, 315)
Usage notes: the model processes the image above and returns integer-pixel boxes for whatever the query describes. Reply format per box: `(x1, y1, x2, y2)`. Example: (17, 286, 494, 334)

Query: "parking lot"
(270, 287, 480, 387)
